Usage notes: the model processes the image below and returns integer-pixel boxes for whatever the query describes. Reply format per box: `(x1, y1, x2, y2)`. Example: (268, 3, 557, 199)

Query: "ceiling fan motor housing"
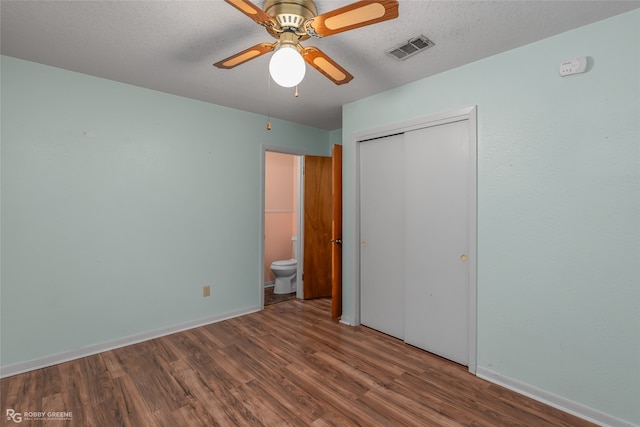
(264, 0, 317, 40)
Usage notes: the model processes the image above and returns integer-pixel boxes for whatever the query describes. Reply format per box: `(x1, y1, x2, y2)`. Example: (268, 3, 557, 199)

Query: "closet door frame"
(350, 106, 478, 374)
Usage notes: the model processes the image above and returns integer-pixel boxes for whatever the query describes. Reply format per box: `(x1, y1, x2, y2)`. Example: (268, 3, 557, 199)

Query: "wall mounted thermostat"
(559, 56, 588, 77)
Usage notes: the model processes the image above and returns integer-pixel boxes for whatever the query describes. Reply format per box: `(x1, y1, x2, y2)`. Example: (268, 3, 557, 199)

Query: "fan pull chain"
(294, 85, 299, 98)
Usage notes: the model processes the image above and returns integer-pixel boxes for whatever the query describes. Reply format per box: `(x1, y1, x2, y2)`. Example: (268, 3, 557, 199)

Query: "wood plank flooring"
(1, 298, 596, 426)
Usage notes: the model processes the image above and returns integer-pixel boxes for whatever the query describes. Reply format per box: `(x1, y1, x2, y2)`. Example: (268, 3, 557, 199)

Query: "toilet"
(270, 236, 298, 294)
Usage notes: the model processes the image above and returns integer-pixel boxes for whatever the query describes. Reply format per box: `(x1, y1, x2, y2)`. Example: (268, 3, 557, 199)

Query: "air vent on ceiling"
(386, 35, 434, 61)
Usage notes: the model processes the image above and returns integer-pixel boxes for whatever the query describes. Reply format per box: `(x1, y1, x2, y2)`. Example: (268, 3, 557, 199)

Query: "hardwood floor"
(1, 298, 595, 427)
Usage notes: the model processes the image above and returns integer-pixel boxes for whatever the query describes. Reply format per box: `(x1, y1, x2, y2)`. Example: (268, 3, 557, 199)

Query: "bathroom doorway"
(261, 147, 304, 307)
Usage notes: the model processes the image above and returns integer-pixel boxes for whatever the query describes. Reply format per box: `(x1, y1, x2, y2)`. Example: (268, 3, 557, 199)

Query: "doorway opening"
(260, 146, 305, 308)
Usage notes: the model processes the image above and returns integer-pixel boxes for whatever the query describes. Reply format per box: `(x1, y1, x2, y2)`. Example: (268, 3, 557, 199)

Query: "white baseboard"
(0, 305, 261, 378)
(339, 316, 356, 326)
(476, 367, 637, 427)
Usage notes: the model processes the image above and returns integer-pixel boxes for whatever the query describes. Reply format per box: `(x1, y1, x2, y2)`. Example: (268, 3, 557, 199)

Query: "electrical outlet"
(203, 285, 210, 297)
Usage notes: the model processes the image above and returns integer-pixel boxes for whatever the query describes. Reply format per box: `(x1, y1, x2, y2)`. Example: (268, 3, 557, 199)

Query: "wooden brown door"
(331, 145, 343, 319)
(303, 155, 332, 299)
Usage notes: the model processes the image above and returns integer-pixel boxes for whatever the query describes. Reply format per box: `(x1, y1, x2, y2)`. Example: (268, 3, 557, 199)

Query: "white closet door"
(360, 134, 404, 339)
(404, 120, 470, 365)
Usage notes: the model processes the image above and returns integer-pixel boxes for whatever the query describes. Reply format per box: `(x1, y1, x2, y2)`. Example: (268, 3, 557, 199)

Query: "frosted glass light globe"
(269, 45, 306, 88)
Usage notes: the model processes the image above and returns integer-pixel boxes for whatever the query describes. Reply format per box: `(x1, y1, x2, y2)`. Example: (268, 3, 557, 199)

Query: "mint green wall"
(342, 10, 639, 425)
(329, 128, 342, 146)
(0, 56, 331, 367)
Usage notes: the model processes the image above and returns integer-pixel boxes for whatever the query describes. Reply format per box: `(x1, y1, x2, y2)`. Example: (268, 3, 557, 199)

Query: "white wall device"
(559, 56, 588, 77)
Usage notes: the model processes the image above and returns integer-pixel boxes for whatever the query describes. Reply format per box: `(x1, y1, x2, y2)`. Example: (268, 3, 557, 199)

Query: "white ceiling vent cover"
(386, 35, 434, 61)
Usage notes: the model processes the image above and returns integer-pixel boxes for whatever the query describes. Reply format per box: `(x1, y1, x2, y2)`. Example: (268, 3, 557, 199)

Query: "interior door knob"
(460, 254, 468, 262)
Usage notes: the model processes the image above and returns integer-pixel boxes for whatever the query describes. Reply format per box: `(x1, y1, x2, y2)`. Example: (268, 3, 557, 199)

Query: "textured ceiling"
(2, 0, 638, 130)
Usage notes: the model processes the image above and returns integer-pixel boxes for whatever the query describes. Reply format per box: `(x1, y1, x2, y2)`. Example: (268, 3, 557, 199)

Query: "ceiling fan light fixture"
(269, 43, 306, 88)
(215, 0, 400, 86)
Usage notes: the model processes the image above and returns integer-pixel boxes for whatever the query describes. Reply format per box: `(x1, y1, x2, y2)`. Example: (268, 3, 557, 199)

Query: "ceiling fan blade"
(225, 0, 275, 26)
(301, 47, 354, 85)
(213, 43, 276, 69)
(307, 0, 399, 37)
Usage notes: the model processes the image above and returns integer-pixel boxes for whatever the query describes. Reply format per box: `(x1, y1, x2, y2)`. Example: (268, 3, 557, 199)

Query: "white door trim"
(260, 145, 306, 309)
(349, 106, 477, 374)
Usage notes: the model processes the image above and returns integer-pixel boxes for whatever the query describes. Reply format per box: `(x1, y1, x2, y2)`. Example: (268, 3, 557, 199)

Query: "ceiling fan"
(214, 0, 399, 87)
